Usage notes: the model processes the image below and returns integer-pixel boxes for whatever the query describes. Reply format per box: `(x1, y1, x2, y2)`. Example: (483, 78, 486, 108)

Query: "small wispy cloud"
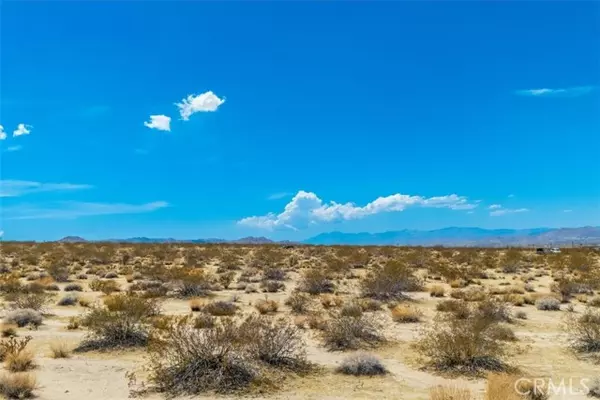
(508, 194, 515, 198)
(13, 123, 32, 137)
(563, 209, 573, 213)
(267, 192, 294, 200)
(3, 145, 23, 153)
(490, 207, 529, 217)
(515, 86, 594, 98)
(0, 125, 6, 140)
(0, 180, 93, 198)
(3, 201, 169, 220)
(488, 204, 502, 210)
(176, 91, 225, 121)
(144, 115, 171, 131)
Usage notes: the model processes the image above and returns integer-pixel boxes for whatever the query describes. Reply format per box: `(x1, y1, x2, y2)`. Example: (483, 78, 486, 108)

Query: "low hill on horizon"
(52, 226, 600, 247)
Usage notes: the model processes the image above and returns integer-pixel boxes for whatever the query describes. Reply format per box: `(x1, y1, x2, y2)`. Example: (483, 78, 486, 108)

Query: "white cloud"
(0, 230, 3, 238)
(5, 146, 22, 152)
(175, 91, 225, 121)
(515, 86, 594, 97)
(144, 115, 171, 131)
(488, 204, 502, 210)
(490, 208, 529, 217)
(0, 180, 93, 197)
(239, 190, 477, 230)
(563, 209, 573, 213)
(0, 125, 6, 140)
(3, 201, 169, 220)
(13, 123, 32, 137)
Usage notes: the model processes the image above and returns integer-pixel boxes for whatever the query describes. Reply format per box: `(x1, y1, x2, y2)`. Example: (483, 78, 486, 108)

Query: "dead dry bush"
(0, 372, 37, 399)
(322, 313, 385, 351)
(361, 260, 424, 301)
(565, 307, 600, 355)
(143, 315, 311, 396)
(8, 293, 51, 312)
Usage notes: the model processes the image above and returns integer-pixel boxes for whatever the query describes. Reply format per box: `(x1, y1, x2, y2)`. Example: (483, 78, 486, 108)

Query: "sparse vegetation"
(0, 241, 598, 398)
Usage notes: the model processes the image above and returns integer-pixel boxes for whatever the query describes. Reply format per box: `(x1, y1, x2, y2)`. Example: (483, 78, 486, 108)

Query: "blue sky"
(1, 1, 599, 241)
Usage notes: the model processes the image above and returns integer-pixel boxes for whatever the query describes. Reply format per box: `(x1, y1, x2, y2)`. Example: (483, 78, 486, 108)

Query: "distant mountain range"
(56, 227, 600, 247)
(305, 227, 600, 246)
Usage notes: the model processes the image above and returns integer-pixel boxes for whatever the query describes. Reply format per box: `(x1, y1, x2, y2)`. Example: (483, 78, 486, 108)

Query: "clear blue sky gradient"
(1, 2, 599, 241)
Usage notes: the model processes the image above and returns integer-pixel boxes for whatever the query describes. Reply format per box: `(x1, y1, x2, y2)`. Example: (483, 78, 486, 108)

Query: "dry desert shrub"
(299, 269, 335, 295)
(436, 300, 471, 319)
(361, 260, 424, 301)
(255, 298, 279, 315)
(1, 324, 17, 338)
(429, 385, 473, 400)
(64, 283, 83, 292)
(430, 285, 446, 298)
(57, 294, 78, 306)
(0, 337, 32, 362)
(476, 298, 513, 323)
(0, 372, 36, 399)
(49, 341, 72, 358)
(564, 307, 600, 354)
(193, 314, 216, 329)
(535, 297, 561, 311)
(391, 304, 423, 323)
(202, 301, 238, 316)
(88, 279, 120, 295)
(322, 313, 385, 351)
(284, 292, 313, 314)
(358, 298, 382, 312)
(336, 353, 387, 376)
(5, 349, 35, 372)
(171, 269, 216, 298)
(4, 310, 42, 328)
(8, 293, 50, 312)
(76, 294, 160, 351)
(144, 315, 310, 395)
(260, 280, 286, 293)
(415, 310, 510, 375)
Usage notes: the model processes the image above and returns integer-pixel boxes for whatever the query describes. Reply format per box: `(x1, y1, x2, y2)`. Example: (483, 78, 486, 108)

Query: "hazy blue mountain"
(303, 227, 599, 246)
(55, 226, 600, 246)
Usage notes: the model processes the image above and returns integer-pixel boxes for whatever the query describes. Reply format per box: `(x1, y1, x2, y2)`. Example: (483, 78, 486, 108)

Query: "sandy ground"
(0, 252, 598, 400)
